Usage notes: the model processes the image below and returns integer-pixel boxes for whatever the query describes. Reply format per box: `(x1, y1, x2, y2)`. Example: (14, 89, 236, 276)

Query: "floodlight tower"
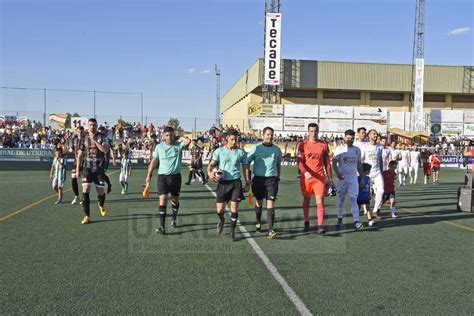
(215, 64, 221, 125)
(411, 0, 425, 131)
(263, 0, 282, 104)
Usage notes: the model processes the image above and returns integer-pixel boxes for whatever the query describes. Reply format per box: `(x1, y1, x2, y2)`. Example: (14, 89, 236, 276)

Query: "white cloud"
(448, 27, 472, 36)
(200, 69, 210, 74)
(187, 67, 198, 73)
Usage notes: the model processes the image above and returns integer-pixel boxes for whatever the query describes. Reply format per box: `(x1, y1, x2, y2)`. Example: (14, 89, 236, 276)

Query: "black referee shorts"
(157, 173, 182, 196)
(216, 179, 244, 203)
(251, 176, 279, 201)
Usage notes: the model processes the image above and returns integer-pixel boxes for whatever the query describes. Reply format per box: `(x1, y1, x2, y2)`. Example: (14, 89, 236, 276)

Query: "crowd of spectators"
(0, 118, 467, 157)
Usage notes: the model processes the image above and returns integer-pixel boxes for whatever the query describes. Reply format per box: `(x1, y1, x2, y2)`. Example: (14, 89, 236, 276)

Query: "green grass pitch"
(1, 163, 473, 314)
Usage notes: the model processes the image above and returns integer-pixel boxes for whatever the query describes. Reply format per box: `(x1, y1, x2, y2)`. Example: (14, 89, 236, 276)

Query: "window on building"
(281, 90, 317, 98)
(323, 90, 361, 100)
(370, 92, 404, 101)
(424, 94, 446, 102)
(452, 95, 474, 103)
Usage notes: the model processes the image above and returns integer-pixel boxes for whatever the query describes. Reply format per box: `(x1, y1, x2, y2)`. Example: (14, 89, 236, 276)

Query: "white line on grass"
(204, 183, 313, 316)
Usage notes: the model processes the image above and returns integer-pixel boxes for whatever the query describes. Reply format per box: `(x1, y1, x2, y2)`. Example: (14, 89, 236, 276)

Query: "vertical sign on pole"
(264, 12, 282, 86)
(414, 58, 424, 131)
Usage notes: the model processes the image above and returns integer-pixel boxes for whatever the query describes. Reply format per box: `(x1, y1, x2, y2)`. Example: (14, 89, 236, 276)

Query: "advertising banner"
(264, 13, 282, 85)
(319, 106, 353, 119)
(284, 104, 318, 118)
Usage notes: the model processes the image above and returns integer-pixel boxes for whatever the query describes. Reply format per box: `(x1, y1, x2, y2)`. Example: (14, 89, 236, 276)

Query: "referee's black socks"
(255, 206, 263, 223)
(82, 192, 90, 216)
(267, 208, 275, 231)
(230, 212, 238, 232)
(159, 205, 167, 228)
(216, 212, 225, 222)
(171, 203, 179, 221)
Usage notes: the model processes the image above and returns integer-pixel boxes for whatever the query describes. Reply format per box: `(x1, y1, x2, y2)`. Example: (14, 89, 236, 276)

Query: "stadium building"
(221, 59, 474, 135)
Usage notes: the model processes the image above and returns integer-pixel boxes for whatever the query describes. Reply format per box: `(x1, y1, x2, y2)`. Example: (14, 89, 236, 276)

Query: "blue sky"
(1, 0, 473, 126)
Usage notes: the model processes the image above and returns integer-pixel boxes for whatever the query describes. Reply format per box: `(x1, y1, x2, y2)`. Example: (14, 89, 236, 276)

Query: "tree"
(167, 117, 184, 136)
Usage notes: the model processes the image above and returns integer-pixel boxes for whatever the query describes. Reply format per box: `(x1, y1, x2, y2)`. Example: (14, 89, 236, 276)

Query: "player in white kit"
(353, 127, 367, 148)
(360, 129, 384, 218)
(332, 129, 364, 230)
(380, 136, 391, 171)
(409, 144, 421, 184)
(398, 144, 410, 186)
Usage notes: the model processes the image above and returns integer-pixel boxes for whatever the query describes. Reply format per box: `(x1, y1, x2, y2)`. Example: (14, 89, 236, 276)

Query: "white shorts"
(52, 177, 64, 189)
(398, 164, 409, 174)
(370, 173, 384, 194)
(119, 172, 129, 183)
(409, 164, 419, 173)
(337, 177, 359, 198)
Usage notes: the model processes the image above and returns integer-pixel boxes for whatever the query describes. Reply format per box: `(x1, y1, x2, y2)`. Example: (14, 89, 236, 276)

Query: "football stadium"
(1, 0, 473, 315)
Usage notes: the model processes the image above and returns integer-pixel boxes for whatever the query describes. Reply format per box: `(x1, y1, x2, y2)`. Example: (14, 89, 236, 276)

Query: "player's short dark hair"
(262, 126, 274, 134)
(344, 129, 355, 136)
(362, 163, 372, 173)
(55, 147, 63, 153)
(150, 134, 157, 138)
(98, 126, 105, 131)
(226, 129, 239, 137)
(76, 126, 84, 131)
(380, 135, 387, 141)
(389, 160, 398, 168)
(357, 127, 366, 133)
(88, 118, 97, 124)
(163, 126, 174, 134)
(307, 123, 319, 130)
(367, 129, 378, 136)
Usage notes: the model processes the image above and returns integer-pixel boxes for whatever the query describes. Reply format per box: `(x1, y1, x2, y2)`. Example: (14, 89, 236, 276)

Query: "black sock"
(255, 206, 263, 223)
(98, 193, 106, 207)
(188, 171, 193, 183)
(159, 205, 167, 228)
(267, 208, 275, 231)
(199, 171, 206, 183)
(172, 203, 179, 221)
(105, 174, 111, 187)
(82, 192, 90, 216)
(230, 212, 238, 232)
(72, 178, 79, 196)
(217, 212, 225, 222)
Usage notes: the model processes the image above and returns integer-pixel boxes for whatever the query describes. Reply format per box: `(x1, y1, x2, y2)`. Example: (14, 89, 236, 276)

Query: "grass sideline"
(1, 165, 473, 314)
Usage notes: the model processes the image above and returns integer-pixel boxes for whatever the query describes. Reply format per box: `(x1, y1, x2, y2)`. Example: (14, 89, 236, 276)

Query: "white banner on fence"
(319, 118, 353, 132)
(431, 109, 463, 123)
(319, 106, 353, 119)
(284, 104, 318, 118)
(464, 123, 474, 136)
(264, 13, 282, 85)
(353, 107, 387, 120)
(249, 117, 283, 130)
(283, 117, 318, 131)
(464, 110, 474, 123)
(441, 122, 463, 134)
(388, 112, 405, 129)
(353, 119, 387, 133)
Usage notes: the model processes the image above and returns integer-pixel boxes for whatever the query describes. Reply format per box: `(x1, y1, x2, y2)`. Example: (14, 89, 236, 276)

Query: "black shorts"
(191, 161, 203, 170)
(357, 199, 370, 206)
(432, 167, 440, 172)
(382, 192, 396, 204)
(251, 176, 279, 201)
(157, 173, 182, 196)
(216, 179, 244, 203)
(82, 168, 106, 187)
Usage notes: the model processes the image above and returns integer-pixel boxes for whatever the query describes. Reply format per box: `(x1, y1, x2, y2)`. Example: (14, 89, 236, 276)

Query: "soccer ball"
(213, 168, 224, 182)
